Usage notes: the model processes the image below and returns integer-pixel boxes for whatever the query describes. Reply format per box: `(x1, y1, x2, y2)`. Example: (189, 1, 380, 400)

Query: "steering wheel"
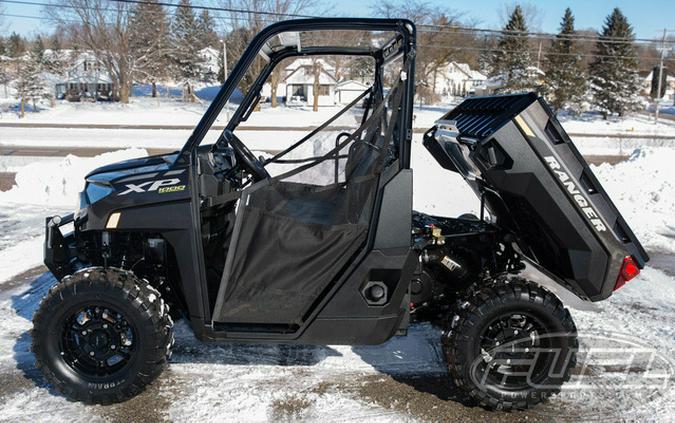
(221, 130, 270, 182)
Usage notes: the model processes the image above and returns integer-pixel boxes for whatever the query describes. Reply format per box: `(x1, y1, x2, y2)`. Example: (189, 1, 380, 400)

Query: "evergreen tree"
(217, 44, 226, 83)
(170, 0, 203, 101)
(589, 8, 641, 118)
(129, 0, 171, 97)
(544, 8, 586, 112)
(45, 34, 68, 76)
(14, 51, 50, 117)
(32, 36, 46, 66)
(0, 59, 11, 98)
(49, 34, 62, 52)
(490, 5, 540, 93)
(196, 10, 220, 49)
(7, 32, 26, 58)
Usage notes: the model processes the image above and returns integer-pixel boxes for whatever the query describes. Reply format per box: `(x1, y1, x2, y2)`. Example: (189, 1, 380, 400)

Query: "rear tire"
(32, 267, 174, 404)
(443, 278, 577, 410)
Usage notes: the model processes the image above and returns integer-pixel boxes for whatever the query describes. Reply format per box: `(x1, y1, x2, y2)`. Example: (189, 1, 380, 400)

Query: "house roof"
(435, 61, 487, 82)
(199, 47, 219, 59)
(335, 80, 369, 90)
(450, 62, 487, 81)
(284, 65, 337, 85)
(285, 58, 335, 73)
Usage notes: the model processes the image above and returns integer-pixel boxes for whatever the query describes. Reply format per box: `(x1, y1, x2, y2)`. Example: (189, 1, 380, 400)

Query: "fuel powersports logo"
(470, 330, 673, 418)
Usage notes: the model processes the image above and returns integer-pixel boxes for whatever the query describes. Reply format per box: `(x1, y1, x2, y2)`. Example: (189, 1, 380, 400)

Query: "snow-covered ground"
(0, 96, 360, 129)
(0, 132, 674, 421)
(2, 97, 674, 161)
(2, 96, 675, 133)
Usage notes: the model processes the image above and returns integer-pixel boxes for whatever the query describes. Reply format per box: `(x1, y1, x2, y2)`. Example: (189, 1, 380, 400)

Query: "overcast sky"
(2, 0, 674, 40)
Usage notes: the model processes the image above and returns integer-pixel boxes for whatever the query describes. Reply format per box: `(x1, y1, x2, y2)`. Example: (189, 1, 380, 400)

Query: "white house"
(335, 80, 369, 104)
(642, 68, 675, 99)
(474, 66, 546, 96)
(433, 62, 487, 98)
(282, 58, 337, 106)
(43, 50, 115, 101)
(198, 47, 220, 82)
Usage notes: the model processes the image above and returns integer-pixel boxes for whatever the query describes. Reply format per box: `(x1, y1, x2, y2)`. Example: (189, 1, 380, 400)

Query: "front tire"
(444, 278, 577, 410)
(32, 267, 174, 404)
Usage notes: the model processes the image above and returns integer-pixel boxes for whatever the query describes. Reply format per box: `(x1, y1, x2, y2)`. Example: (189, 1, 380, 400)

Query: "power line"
(417, 23, 674, 45)
(2, 0, 674, 46)
(108, 0, 675, 44)
(109, 0, 315, 19)
(0, 0, 306, 30)
(1, 4, 672, 63)
(0, 11, 80, 22)
(2, 10, 672, 64)
(418, 42, 675, 63)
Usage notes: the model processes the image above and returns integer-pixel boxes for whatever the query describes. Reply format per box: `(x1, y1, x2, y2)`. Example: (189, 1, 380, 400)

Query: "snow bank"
(0, 237, 44, 283)
(0, 149, 148, 208)
(591, 148, 675, 252)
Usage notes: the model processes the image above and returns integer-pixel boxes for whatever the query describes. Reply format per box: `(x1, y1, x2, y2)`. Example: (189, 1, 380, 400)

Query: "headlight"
(85, 182, 114, 204)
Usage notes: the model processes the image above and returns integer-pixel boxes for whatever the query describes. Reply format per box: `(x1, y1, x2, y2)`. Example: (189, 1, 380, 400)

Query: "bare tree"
(219, 0, 317, 106)
(372, 0, 468, 103)
(48, 0, 137, 103)
(0, 5, 5, 33)
(309, 30, 372, 83)
(311, 58, 321, 112)
(498, 1, 544, 31)
(269, 57, 293, 107)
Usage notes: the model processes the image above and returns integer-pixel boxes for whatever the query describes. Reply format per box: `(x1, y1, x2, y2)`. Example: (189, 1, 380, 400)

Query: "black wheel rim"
(60, 305, 136, 377)
(474, 311, 555, 391)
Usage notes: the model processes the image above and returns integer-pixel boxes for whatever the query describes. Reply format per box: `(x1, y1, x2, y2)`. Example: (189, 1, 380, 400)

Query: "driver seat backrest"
(344, 132, 387, 180)
(344, 83, 404, 181)
(344, 106, 387, 180)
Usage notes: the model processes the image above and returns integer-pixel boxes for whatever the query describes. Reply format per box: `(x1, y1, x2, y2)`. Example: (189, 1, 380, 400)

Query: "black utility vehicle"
(34, 18, 648, 410)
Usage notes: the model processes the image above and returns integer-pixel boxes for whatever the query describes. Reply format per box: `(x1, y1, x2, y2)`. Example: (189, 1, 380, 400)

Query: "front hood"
(86, 152, 179, 183)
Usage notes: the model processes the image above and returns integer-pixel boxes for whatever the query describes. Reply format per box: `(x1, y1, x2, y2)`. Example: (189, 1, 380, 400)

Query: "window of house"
(318, 85, 330, 96)
(291, 84, 305, 97)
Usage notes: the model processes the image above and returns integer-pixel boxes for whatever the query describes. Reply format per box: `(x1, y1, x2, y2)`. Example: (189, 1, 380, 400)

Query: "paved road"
(1, 121, 675, 139)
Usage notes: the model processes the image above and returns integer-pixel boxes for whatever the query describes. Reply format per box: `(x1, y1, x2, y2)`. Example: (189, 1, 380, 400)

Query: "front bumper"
(44, 213, 76, 280)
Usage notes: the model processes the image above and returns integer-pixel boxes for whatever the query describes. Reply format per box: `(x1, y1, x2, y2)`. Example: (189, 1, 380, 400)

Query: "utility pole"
(220, 38, 229, 120)
(220, 38, 228, 82)
(536, 40, 543, 70)
(654, 29, 667, 123)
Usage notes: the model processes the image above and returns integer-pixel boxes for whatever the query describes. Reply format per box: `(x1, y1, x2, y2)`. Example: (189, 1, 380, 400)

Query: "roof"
(469, 69, 487, 81)
(199, 47, 219, 58)
(439, 61, 487, 81)
(335, 80, 369, 90)
(284, 65, 337, 85)
(285, 58, 335, 72)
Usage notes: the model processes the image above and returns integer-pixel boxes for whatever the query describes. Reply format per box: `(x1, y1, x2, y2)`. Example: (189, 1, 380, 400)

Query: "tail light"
(614, 256, 640, 291)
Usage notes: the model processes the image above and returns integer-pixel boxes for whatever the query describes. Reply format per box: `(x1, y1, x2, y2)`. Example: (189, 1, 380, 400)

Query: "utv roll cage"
(176, 18, 418, 336)
(175, 18, 417, 168)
